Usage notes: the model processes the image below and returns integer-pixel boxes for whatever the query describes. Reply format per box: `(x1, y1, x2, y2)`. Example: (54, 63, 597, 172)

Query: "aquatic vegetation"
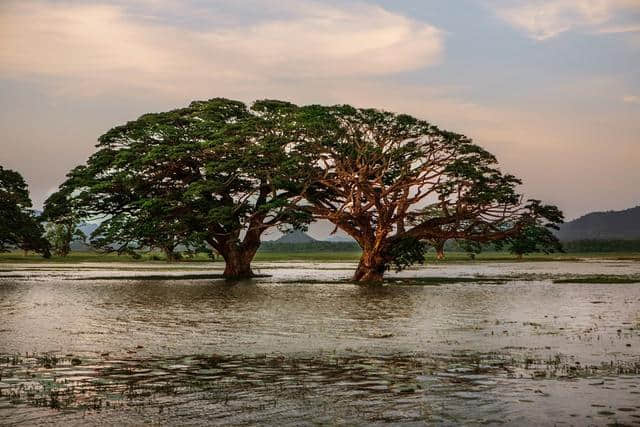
(77, 273, 228, 281)
(553, 275, 640, 284)
(1, 351, 639, 425)
(386, 276, 507, 286)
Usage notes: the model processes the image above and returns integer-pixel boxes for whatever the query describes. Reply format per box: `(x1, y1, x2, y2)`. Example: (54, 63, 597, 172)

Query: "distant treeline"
(258, 239, 640, 254)
(445, 239, 640, 253)
(561, 239, 640, 253)
(259, 241, 360, 252)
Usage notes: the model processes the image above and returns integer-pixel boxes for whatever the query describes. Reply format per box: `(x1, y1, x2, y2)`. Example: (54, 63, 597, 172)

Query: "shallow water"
(1, 260, 639, 425)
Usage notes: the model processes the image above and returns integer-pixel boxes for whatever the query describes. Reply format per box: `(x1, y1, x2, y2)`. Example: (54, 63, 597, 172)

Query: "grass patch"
(389, 276, 508, 286)
(553, 275, 640, 284)
(280, 276, 508, 286)
(2, 250, 639, 264)
(77, 273, 228, 281)
(0, 251, 215, 263)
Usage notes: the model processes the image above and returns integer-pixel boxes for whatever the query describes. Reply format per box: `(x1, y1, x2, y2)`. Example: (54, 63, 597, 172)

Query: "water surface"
(1, 260, 639, 425)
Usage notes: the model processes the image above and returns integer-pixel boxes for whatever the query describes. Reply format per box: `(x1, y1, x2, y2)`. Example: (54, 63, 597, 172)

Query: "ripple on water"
(0, 261, 639, 424)
(0, 351, 637, 425)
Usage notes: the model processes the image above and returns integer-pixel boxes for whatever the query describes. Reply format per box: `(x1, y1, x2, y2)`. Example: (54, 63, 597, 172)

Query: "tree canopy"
(42, 188, 87, 256)
(49, 98, 313, 277)
(47, 98, 563, 281)
(0, 165, 50, 257)
(495, 223, 564, 258)
(273, 104, 564, 281)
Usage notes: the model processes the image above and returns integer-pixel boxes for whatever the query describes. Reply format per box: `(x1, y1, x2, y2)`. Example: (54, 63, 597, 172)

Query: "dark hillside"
(557, 206, 640, 241)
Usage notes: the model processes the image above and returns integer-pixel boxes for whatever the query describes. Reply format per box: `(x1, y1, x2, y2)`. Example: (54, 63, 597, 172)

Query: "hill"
(273, 230, 317, 244)
(261, 230, 359, 252)
(326, 234, 355, 243)
(557, 206, 640, 241)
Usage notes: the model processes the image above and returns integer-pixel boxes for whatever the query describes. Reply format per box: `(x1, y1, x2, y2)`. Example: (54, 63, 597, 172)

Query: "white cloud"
(488, 0, 640, 40)
(0, 0, 443, 95)
(598, 24, 640, 34)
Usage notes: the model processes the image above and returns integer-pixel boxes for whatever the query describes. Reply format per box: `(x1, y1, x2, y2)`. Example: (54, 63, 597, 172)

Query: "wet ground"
(1, 260, 639, 425)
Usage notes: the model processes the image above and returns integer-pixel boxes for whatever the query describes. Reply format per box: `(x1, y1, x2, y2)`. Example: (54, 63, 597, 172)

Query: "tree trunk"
(60, 245, 71, 257)
(352, 249, 387, 283)
(221, 251, 254, 278)
(219, 243, 256, 279)
(62, 224, 72, 257)
(435, 242, 445, 260)
(208, 223, 264, 280)
(163, 247, 176, 263)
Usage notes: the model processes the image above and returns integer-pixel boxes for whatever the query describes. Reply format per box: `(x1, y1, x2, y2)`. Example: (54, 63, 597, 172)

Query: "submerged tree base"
(352, 270, 386, 283)
(222, 264, 256, 279)
(220, 249, 256, 279)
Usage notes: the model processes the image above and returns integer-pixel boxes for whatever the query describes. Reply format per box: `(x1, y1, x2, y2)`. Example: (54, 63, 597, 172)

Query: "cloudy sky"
(1, 0, 638, 231)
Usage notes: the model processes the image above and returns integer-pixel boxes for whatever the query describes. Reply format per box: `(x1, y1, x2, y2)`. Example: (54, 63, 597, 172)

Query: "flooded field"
(1, 260, 639, 425)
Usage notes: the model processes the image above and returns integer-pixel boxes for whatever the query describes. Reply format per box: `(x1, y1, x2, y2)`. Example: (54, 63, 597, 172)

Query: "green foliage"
(42, 189, 87, 257)
(0, 165, 50, 257)
(267, 103, 565, 277)
(508, 225, 564, 257)
(44, 223, 86, 257)
(51, 98, 314, 273)
(386, 238, 430, 272)
(493, 202, 565, 257)
(455, 240, 483, 260)
(44, 99, 565, 278)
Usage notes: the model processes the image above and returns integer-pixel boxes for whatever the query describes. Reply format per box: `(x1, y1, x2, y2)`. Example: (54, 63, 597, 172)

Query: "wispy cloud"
(623, 95, 640, 104)
(0, 0, 443, 96)
(487, 0, 640, 40)
(598, 24, 640, 34)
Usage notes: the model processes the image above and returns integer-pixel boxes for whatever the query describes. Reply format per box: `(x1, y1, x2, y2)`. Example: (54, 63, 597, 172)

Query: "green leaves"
(45, 98, 563, 277)
(386, 237, 430, 272)
(0, 165, 31, 210)
(496, 224, 564, 257)
(0, 165, 50, 256)
(53, 98, 314, 262)
(488, 200, 565, 257)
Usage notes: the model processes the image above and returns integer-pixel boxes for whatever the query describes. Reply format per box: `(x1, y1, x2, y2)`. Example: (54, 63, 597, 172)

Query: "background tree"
(42, 189, 86, 256)
(56, 98, 312, 278)
(0, 165, 50, 257)
(494, 221, 564, 259)
(284, 104, 563, 282)
(456, 239, 483, 260)
(88, 205, 197, 262)
(44, 224, 86, 257)
(427, 238, 447, 260)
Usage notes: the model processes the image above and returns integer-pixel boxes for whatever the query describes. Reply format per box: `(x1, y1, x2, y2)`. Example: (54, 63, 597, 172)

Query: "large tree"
(428, 238, 447, 260)
(0, 166, 50, 257)
(286, 104, 563, 282)
(52, 98, 311, 277)
(42, 189, 87, 256)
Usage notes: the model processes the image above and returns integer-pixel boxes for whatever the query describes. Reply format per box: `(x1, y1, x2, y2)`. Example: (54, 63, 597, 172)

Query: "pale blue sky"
(1, 0, 638, 230)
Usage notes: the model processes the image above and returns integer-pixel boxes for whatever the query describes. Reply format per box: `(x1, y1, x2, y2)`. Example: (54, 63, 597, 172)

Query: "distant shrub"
(561, 239, 640, 252)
